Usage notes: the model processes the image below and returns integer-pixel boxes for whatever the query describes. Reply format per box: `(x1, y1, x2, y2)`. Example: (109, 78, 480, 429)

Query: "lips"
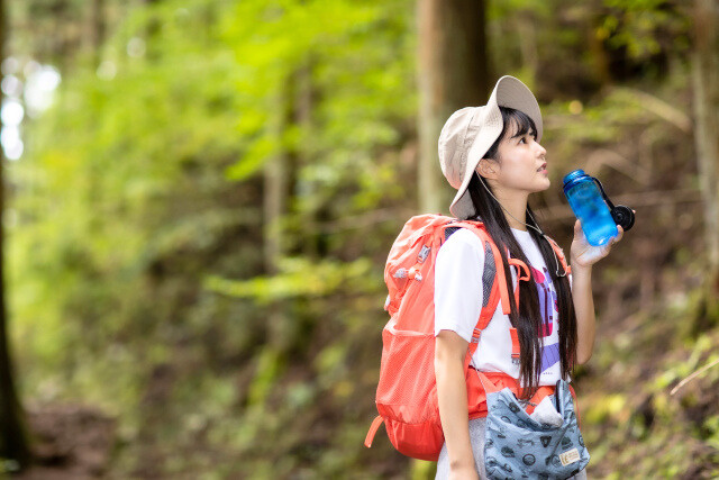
(537, 162, 547, 172)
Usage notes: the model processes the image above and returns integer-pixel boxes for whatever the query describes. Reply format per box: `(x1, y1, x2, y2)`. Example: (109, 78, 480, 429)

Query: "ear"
(476, 158, 499, 181)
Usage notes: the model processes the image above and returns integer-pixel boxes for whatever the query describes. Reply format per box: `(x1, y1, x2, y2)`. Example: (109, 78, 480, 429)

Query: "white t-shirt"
(434, 227, 569, 387)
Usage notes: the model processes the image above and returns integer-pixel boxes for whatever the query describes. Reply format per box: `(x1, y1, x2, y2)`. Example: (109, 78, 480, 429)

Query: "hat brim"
(448, 75, 543, 219)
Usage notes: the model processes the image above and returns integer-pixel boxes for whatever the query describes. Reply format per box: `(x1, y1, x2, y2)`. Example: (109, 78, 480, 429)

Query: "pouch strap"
(526, 385, 556, 413)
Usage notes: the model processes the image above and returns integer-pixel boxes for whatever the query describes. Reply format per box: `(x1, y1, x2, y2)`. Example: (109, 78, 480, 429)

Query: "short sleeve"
(434, 228, 486, 343)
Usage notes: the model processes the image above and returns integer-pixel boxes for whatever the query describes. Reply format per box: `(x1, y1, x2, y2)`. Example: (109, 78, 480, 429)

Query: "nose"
(535, 140, 547, 158)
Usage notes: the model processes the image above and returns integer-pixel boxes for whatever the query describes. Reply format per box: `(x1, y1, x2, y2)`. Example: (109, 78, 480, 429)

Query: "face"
(476, 120, 549, 194)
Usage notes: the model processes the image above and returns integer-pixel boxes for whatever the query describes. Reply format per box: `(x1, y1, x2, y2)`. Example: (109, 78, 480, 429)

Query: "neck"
(489, 186, 530, 231)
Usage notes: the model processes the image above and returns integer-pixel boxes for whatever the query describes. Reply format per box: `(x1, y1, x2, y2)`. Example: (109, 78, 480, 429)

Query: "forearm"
(568, 219, 627, 365)
(571, 263, 596, 365)
(435, 351, 474, 469)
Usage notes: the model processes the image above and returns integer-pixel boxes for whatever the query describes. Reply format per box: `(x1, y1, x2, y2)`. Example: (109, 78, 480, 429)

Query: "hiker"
(433, 76, 625, 479)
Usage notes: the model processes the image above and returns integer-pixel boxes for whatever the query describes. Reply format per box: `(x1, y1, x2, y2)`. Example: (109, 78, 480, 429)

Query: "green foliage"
(582, 302, 719, 479)
(8, 0, 716, 478)
(205, 257, 375, 304)
(12, 0, 413, 476)
(600, 0, 692, 65)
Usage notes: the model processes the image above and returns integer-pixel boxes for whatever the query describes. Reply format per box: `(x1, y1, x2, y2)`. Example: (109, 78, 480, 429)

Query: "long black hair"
(466, 106, 577, 399)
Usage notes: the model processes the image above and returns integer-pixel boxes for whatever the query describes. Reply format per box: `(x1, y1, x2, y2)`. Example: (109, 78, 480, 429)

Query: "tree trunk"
(0, 0, 32, 468)
(263, 126, 290, 277)
(689, 0, 719, 334)
(89, 0, 105, 65)
(254, 69, 310, 411)
(691, 0, 719, 271)
(263, 66, 312, 355)
(417, 0, 491, 215)
(263, 83, 291, 362)
(263, 65, 309, 274)
(515, 11, 538, 85)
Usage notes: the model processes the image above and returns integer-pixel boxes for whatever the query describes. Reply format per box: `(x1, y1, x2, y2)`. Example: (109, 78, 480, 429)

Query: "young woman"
(433, 76, 625, 479)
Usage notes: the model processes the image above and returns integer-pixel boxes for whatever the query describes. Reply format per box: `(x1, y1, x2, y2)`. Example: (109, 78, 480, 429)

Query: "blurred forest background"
(0, 0, 717, 478)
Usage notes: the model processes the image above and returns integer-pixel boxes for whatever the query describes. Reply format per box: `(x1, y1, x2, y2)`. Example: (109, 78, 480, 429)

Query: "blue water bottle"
(563, 170, 634, 247)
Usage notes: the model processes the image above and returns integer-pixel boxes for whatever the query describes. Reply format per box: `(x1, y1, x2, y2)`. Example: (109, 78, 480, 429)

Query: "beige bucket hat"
(438, 75, 543, 219)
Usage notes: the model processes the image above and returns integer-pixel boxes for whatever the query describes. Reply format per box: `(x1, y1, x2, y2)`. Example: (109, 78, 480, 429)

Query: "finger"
(574, 220, 585, 240)
(610, 227, 624, 245)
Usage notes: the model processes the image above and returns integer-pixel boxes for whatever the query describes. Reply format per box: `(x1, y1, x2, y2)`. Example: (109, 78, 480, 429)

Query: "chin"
(533, 179, 551, 192)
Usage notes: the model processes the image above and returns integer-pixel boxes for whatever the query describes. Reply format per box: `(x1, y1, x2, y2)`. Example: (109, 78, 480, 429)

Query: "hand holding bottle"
(570, 205, 634, 270)
(570, 219, 624, 269)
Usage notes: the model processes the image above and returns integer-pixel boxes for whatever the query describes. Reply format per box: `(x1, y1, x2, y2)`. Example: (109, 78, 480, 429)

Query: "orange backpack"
(363, 214, 533, 461)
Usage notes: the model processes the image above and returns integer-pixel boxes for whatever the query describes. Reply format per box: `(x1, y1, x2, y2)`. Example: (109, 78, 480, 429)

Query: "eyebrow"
(510, 130, 537, 139)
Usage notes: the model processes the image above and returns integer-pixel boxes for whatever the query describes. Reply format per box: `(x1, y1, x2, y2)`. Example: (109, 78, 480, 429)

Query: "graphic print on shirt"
(540, 342, 561, 373)
(532, 266, 556, 337)
(532, 266, 561, 373)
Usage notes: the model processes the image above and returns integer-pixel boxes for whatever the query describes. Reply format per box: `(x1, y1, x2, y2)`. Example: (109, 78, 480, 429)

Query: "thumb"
(574, 220, 582, 234)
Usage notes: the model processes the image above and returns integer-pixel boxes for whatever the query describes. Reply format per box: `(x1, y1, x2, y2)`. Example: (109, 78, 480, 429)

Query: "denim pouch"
(481, 377, 590, 480)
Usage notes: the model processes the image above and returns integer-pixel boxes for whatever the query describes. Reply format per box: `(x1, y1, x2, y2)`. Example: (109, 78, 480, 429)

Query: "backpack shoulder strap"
(449, 221, 534, 361)
(450, 221, 513, 318)
(545, 236, 572, 276)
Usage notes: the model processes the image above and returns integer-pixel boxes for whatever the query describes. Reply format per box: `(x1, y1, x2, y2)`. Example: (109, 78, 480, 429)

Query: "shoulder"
(439, 227, 486, 258)
(436, 227, 487, 274)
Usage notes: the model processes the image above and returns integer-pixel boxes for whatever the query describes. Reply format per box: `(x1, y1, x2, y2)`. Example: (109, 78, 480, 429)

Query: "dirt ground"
(11, 404, 115, 480)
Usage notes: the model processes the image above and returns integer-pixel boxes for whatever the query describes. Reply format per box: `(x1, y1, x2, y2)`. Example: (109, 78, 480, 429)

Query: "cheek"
(499, 159, 531, 183)
(497, 159, 547, 189)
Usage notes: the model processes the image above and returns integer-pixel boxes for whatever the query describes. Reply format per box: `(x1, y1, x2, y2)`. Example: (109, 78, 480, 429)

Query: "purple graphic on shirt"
(540, 342, 561, 372)
(532, 266, 557, 338)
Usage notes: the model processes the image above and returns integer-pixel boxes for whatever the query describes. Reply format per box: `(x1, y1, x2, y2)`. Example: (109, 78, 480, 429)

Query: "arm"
(569, 220, 625, 364)
(570, 263, 595, 365)
(435, 330, 479, 480)
(433, 229, 486, 480)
